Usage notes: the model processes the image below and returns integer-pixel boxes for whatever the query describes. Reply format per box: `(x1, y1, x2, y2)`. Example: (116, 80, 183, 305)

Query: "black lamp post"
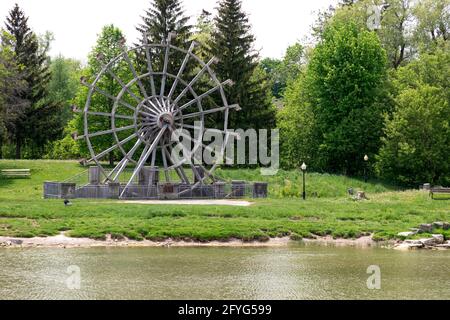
(301, 162, 307, 200)
(364, 155, 369, 183)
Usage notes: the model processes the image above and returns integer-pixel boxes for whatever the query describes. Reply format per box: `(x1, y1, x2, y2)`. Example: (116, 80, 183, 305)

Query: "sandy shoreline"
(0, 234, 387, 249)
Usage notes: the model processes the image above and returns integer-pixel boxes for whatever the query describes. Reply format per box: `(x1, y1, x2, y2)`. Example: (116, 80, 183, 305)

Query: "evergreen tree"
(137, 0, 191, 46)
(208, 0, 275, 130)
(5, 3, 52, 158)
(0, 30, 27, 158)
(136, 0, 192, 84)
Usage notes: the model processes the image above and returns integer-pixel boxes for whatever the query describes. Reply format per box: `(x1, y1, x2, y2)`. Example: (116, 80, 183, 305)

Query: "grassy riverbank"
(0, 160, 449, 242)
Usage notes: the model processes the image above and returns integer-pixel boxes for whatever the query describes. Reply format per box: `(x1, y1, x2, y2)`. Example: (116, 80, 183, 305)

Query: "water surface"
(0, 245, 449, 300)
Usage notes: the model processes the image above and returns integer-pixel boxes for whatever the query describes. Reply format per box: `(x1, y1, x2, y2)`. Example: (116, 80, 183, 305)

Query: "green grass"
(0, 160, 449, 242)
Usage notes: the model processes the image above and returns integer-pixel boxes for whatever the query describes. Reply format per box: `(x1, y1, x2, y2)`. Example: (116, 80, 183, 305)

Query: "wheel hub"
(157, 112, 174, 129)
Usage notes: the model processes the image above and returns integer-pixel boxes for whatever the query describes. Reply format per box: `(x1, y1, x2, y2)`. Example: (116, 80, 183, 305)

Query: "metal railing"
(44, 168, 268, 200)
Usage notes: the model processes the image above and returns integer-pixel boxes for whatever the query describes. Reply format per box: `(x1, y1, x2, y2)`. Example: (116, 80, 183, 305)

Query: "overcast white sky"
(0, 0, 337, 62)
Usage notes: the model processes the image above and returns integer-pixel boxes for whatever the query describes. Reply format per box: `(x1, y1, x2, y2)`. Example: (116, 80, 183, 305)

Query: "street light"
(364, 155, 369, 183)
(301, 162, 307, 200)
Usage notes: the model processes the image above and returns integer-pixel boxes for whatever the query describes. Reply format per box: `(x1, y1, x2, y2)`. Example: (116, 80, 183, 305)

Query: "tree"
(47, 55, 82, 126)
(261, 42, 305, 99)
(73, 25, 132, 166)
(378, 0, 415, 69)
(191, 10, 213, 60)
(208, 0, 275, 130)
(0, 30, 27, 158)
(312, 0, 415, 69)
(376, 43, 450, 186)
(137, 0, 191, 46)
(5, 3, 53, 158)
(260, 57, 282, 98)
(413, 0, 449, 52)
(304, 20, 388, 174)
(277, 73, 318, 169)
(136, 0, 192, 85)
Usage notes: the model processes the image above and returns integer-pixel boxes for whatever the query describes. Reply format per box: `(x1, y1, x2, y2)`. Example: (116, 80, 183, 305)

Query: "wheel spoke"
(176, 104, 241, 121)
(121, 46, 149, 100)
(86, 124, 138, 139)
(139, 109, 158, 118)
(160, 33, 174, 98)
(85, 83, 136, 112)
(143, 33, 157, 96)
(103, 132, 146, 183)
(87, 112, 135, 121)
(161, 141, 171, 183)
(144, 100, 163, 115)
(172, 57, 218, 107)
(89, 131, 139, 162)
(177, 124, 241, 139)
(120, 127, 168, 198)
(162, 98, 171, 113)
(171, 131, 209, 183)
(105, 69, 142, 104)
(175, 129, 229, 170)
(165, 145, 190, 184)
(167, 41, 196, 100)
(154, 98, 166, 113)
(112, 139, 146, 183)
(177, 80, 233, 112)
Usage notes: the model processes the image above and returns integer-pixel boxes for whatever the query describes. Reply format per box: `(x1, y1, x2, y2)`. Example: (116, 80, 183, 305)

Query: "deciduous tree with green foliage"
(313, 0, 415, 69)
(413, 0, 449, 52)
(290, 20, 388, 174)
(376, 43, 450, 186)
(47, 55, 81, 126)
(261, 42, 305, 99)
(71, 25, 132, 165)
(277, 73, 318, 169)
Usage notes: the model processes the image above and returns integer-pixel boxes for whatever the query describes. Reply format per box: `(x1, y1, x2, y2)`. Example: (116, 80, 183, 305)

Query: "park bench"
(430, 187, 450, 199)
(0, 169, 31, 178)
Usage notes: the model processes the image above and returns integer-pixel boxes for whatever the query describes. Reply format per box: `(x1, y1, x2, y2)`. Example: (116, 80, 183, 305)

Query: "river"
(0, 245, 449, 300)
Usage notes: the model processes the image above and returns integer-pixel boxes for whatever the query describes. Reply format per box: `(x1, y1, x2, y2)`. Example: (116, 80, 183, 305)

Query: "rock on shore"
(394, 221, 449, 251)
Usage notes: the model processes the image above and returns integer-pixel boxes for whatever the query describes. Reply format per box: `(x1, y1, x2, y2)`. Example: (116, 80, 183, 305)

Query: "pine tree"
(208, 0, 275, 130)
(137, 0, 191, 46)
(136, 0, 192, 82)
(5, 4, 52, 158)
(0, 30, 28, 158)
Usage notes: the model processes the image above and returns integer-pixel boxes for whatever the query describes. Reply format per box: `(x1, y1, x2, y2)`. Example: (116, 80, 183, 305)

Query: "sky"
(0, 0, 338, 62)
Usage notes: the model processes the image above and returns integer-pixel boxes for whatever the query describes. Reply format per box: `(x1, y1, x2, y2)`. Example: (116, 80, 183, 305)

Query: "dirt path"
(118, 200, 253, 207)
